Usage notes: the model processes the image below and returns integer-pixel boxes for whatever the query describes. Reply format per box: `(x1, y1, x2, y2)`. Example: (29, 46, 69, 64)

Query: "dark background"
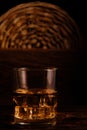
(0, 0, 87, 110)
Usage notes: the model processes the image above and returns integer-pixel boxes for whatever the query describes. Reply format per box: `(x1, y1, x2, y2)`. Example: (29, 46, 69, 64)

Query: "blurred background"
(0, 0, 86, 46)
(0, 0, 87, 111)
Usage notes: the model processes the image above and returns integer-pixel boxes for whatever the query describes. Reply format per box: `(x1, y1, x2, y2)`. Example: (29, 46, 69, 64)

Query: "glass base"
(12, 117, 57, 128)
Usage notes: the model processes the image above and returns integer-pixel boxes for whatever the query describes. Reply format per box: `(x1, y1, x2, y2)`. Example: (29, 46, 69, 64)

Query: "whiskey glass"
(13, 67, 58, 126)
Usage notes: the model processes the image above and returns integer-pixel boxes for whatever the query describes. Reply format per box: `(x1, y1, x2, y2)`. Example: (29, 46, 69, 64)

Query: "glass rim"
(14, 67, 58, 72)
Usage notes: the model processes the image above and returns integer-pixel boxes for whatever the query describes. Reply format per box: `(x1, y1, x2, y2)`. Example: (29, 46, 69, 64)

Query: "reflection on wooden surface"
(0, 105, 87, 130)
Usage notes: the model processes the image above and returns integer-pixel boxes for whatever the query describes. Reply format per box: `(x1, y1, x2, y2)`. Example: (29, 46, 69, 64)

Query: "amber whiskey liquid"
(13, 88, 57, 125)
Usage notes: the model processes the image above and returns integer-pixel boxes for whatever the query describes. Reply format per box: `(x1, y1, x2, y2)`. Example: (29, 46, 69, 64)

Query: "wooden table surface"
(0, 105, 87, 130)
(0, 49, 87, 129)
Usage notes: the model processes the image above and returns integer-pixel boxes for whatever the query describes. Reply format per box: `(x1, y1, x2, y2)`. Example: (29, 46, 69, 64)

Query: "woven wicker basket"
(0, 1, 81, 49)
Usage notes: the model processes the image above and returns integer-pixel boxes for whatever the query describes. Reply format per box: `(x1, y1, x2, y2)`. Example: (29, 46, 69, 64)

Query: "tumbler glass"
(12, 67, 58, 126)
